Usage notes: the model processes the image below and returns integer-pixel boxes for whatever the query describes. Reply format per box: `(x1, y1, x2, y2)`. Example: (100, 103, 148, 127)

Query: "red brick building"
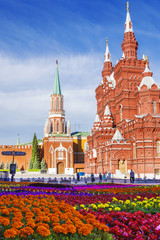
(85, 3, 160, 179)
(0, 61, 89, 174)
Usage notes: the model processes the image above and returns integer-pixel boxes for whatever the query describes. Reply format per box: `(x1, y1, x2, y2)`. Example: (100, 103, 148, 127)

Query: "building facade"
(0, 61, 89, 174)
(85, 3, 160, 179)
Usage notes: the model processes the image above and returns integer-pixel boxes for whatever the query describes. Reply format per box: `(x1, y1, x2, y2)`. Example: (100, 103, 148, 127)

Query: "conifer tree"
(6, 161, 9, 169)
(33, 157, 40, 169)
(41, 158, 47, 170)
(31, 133, 40, 167)
(0, 162, 4, 169)
(28, 159, 33, 170)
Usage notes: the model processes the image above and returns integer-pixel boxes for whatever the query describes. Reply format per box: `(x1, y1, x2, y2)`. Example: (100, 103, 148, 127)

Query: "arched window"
(62, 122, 64, 133)
(156, 140, 160, 157)
(57, 123, 59, 132)
(153, 101, 156, 114)
(139, 101, 141, 114)
(56, 99, 59, 110)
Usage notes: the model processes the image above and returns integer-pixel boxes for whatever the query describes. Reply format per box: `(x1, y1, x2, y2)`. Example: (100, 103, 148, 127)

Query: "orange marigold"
(0, 217, 10, 226)
(61, 224, 76, 234)
(4, 228, 17, 238)
(36, 225, 51, 237)
(20, 227, 34, 236)
(11, 221, 24, 229)
(78, 226, 92, 236)
(53, 225, 67, 234)
(36, 222, 49, 229)
(26, 220, 36, 228)
(98, 224, 109, 232)
(1, 208, 10, 215)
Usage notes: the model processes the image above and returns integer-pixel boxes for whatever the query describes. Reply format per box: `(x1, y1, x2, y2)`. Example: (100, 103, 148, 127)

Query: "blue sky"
(0, 0, 160, 144)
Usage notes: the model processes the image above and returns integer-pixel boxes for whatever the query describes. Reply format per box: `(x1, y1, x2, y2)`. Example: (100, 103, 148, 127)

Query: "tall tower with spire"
(121, 2, 138, 59)
(48, 60, 65, 135)
(85, 2, 160, 179)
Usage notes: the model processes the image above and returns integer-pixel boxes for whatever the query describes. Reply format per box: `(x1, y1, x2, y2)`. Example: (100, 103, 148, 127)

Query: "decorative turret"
(138, 58, 157, 90)
(48, 61, 65, 134)
(121, 2, 138, 59)
(92, 114, 101, 132)
(102, 38, 112, 80)
(101, 105, 113, 128)
(67, 119, 71, 135)
(44, 119, 49, 137)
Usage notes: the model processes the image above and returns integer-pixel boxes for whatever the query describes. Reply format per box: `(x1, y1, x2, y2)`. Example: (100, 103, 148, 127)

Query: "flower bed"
(0, 182, 160, 239)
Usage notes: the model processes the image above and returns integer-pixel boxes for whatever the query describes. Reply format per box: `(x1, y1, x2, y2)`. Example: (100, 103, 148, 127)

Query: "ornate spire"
(121, 2, 138, 59)
(17, 134, 20, 145)
(53, 60, 61, 95)
(105, 37, 111, 62)
(125, 2, 133, 33)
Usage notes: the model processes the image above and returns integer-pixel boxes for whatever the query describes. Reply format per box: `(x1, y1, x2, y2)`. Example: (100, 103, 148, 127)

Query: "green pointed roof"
(17, 134, 20, 145)
(53, 60, 61, 95)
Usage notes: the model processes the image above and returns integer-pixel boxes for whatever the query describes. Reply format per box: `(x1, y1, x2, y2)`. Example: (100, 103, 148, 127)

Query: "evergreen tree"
(10, 159, 13, 164)
(33, 157, 40, 169)
(28, 159, 33, 170)
(6, 161, 9, 169)
(41, 158, 47, 170)
(32, 133, 40, 165)
(15, 160, 18, 169)
(0, 162, 4, 169)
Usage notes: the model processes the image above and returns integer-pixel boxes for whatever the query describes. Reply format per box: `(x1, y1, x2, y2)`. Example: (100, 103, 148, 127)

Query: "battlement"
(114, 58, 146, 74)
(0, 145, 32, 149)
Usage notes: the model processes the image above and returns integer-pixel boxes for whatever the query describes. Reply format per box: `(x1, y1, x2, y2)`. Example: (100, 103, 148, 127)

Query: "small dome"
(138, 76, 156, 90)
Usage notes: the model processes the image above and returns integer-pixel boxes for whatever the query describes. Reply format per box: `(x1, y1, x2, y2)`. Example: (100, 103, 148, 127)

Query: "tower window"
(57, 123, 59, 132)
(120, 105, 123, 121)
(153, 101, 156, 114)
(56, 99, 59, 110)
(156, 140, 160, 157)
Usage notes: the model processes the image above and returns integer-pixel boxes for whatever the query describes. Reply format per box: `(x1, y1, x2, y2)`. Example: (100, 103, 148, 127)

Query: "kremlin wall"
(0, 3, 160, 178)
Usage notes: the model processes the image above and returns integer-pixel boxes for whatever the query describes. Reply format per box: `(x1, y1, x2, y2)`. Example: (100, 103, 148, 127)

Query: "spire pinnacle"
(105, 37, 111, 62)
(125, 2, 133, 33)
(17, 134, 20, 145)
(53, 60, 61, 95)
(127, 2, 129, 12)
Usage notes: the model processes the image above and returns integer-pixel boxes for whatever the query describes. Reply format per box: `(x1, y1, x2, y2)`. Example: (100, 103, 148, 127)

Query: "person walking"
(99, 173, 102, 183)
(130, 169, 135, 183)
(91, 173, 95, 183)
(103, 173, 106, 181)
(77, 172, 80, 181)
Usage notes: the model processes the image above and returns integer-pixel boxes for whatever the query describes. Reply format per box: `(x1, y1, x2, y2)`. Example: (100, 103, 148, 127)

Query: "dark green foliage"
(28, 159, 33, 170)
(0, 162, 4, 169)
(31, 133, 40, 169)
(5, 161, 9, 169)
(41, 158, 47, 170)
(33, 157, 40, 169)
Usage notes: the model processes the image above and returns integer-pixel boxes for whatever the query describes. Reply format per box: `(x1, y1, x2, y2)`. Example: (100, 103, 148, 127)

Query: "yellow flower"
(108, 208, 112, 211)
(114, 207, 121, 211)
(80, 204, 85, 208)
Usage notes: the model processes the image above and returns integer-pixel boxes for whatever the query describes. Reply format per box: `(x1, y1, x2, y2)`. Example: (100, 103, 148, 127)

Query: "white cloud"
(0, 53, 102, 144)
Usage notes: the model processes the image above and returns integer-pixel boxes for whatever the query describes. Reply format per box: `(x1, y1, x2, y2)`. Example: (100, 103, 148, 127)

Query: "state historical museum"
(85, 3, 160, 179)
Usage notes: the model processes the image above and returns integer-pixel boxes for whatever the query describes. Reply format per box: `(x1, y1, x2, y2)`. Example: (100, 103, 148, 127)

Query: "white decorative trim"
(55, 143, 68, 168)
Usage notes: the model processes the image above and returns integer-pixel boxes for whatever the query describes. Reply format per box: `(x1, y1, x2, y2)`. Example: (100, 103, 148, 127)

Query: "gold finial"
(145, 56, 148, 62)
(106, 37, 108, 46)
(127, 2, 129, 12)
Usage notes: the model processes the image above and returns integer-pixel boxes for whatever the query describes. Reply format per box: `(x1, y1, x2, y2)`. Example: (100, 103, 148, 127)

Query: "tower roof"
(112, 129, 124, 141)
(95, 114, 100, 122)
(53, 60, 61, 95)
(125, 2, 133, 33)
(104, 105, 111, 115)
(105, 37, 111, 62)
